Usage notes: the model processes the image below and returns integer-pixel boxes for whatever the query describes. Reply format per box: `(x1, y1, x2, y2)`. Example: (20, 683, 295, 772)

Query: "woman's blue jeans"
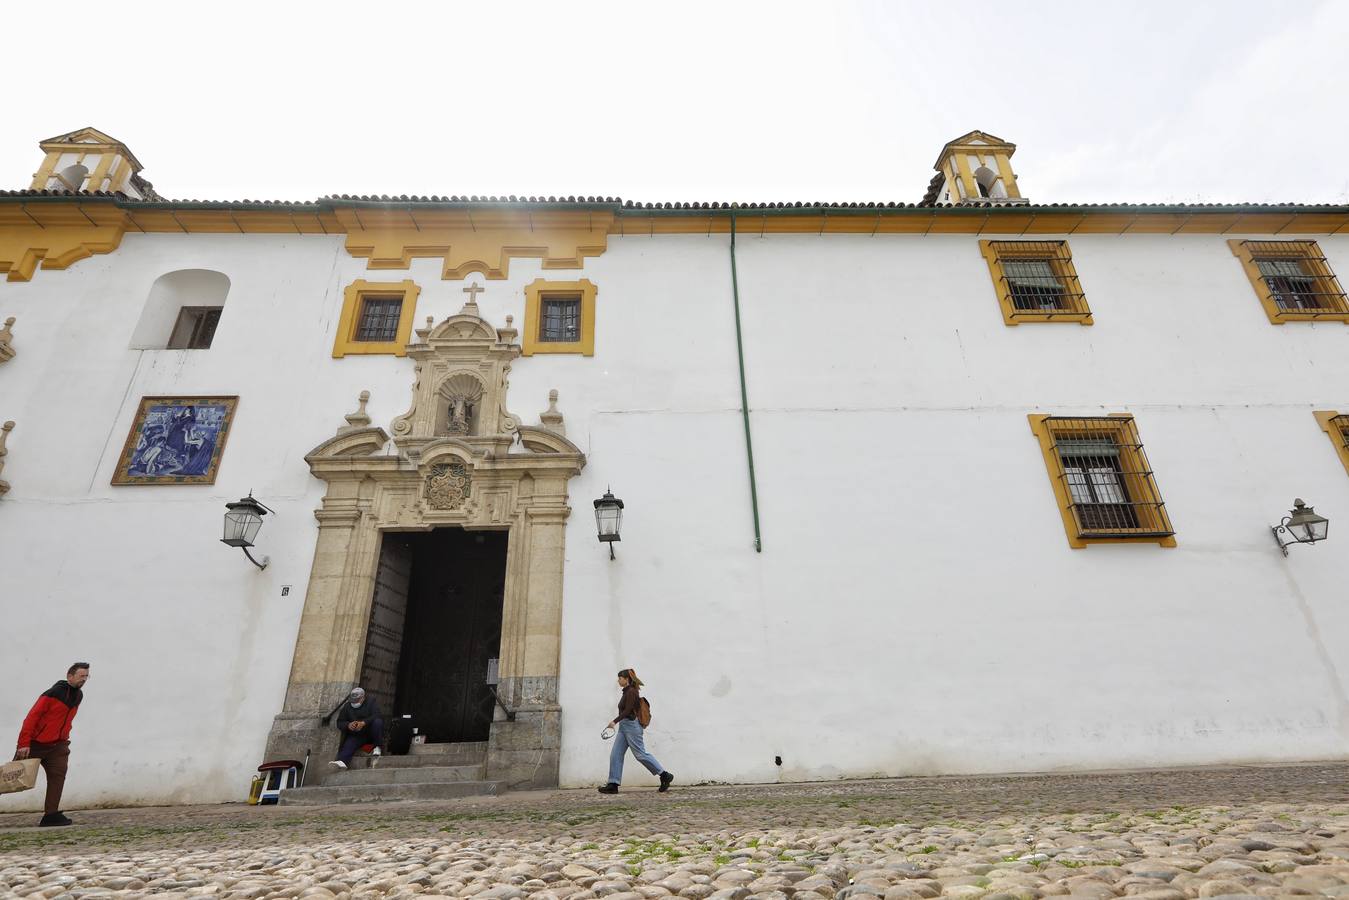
(608, 718, 663, 784)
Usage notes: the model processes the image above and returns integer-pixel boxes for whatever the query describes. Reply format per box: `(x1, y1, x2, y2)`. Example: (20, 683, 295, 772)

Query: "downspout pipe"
(729, 208, 764, 553)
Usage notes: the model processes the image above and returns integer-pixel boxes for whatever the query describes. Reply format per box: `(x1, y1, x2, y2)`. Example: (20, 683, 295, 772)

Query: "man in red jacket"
(15, 662, 89, 827)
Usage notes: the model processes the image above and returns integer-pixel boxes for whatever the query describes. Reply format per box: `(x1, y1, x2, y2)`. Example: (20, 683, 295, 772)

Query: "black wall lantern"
(594, 488, 624, 559)
(222, 492, 275, 570)
(1272, 498, 1330, 557)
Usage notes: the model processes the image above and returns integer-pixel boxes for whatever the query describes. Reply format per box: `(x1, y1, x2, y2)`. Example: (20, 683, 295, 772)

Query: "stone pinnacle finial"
(416, 315, 435, 343)
(0, 317, 14, 364)
(339, 391, 372, 435)
(540, 389, 565, 436)
(0, 420, 14, 496)
(497, 313, 518, 346)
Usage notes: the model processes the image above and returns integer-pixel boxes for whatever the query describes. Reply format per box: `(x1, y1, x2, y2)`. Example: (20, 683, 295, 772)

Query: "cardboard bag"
(0, 758, 41, 795)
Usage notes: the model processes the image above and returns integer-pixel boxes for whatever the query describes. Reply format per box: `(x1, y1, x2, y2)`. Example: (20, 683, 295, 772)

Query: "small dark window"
(356, 296, 403, 342)
(539, 296, 581, 343)
(167, 306, 222, 349)
(1004, 259, 1066, 310)
(1058, 437, 1139, 532)
(1255, 258, 1322, 310)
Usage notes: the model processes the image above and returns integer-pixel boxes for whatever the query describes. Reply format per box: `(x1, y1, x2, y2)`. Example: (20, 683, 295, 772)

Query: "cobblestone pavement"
(1, 762, 1347, 899)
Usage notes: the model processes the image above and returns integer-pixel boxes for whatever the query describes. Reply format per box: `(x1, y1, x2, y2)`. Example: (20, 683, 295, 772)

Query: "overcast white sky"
(4, 0, 1347, 205)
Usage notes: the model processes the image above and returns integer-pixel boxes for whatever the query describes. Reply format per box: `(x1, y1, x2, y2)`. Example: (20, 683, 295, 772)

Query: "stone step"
(280, 780, 505, 805)
(343, 752, 481, 771)
(411, 741, 488, 762)
(322, 764, 485, 787)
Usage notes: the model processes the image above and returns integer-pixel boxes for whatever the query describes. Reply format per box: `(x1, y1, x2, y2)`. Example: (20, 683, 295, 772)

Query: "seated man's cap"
(349, 687, 366, 699)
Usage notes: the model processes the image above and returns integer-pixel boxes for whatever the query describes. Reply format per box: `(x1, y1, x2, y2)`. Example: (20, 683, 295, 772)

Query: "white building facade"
(1, 129, 1348, 809)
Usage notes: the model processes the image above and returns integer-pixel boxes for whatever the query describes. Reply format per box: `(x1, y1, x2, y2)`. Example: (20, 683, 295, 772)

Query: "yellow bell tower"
(29, 127, 158, 199)
(925, 130, 1027, 206)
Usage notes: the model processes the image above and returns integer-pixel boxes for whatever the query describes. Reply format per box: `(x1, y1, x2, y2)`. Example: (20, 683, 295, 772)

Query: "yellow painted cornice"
(2, 196, 1349, 282)
(0, 204, 131, 281)
(337, 207, 613, 279)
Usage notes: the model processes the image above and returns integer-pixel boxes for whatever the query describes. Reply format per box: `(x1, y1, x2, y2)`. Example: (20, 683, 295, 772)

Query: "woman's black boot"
(597, 783, 619, 794)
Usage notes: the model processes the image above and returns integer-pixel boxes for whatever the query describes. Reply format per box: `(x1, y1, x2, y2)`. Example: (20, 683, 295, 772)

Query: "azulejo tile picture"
(112, 396, 239, 485)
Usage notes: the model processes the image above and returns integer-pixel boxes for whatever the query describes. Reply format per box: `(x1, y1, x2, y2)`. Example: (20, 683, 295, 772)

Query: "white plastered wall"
(0, 227, 1346, 808)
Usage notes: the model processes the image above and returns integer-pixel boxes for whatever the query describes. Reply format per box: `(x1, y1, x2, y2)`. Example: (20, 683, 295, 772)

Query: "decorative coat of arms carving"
(425, 461, 472, 510)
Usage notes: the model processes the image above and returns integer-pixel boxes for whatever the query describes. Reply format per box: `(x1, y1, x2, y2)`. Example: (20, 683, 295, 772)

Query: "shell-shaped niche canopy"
(438, 372, 486, 436)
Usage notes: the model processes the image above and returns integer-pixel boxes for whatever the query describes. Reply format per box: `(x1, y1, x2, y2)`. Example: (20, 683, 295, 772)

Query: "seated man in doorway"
(330, 687, 383, 769)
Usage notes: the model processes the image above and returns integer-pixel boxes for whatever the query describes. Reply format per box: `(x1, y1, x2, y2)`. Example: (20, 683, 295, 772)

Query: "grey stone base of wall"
(487, 706, 561, 791)
(264, 681, 355, 774)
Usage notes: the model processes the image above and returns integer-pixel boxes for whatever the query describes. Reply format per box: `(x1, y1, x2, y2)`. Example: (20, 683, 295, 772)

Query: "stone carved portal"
(264, 297, 585, 789)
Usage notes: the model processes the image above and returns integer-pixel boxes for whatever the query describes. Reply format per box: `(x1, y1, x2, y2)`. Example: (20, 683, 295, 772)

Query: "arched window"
(974, 166, 1005, 199)
(130, 269, 231, 350)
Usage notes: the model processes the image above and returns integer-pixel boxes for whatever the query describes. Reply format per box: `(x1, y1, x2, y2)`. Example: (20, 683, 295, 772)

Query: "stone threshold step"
(323, 764, 486, 787)
(281, 780, 504, 805)
(344, 752, 486, 771)
(411, 741, 488, 759)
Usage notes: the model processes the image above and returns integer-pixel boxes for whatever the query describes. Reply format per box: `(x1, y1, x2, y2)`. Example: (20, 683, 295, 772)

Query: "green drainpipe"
(729, 209, 763, 553)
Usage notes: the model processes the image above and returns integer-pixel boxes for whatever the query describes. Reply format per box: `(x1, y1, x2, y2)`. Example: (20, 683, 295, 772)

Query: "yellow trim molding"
(0, 203, 127, 282)
(1314, 410, 1349, 479)
(1028, 413, 1177, 549)
(980, 240, 1093, 325)
(337, 208, 613, 280)
(522, 278, 596, 357)
(1228, 239, 1349, 324)
(332, 279, 421, 358)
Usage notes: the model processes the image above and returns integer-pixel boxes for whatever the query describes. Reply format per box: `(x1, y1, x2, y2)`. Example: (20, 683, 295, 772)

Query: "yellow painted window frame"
(1314, 410, 1349, 478)
(979, 240, 1093, 326)
(1228, 239, 1349, 324)
(1028, 413, 1177, 549)
(332, 279, 421, 358)
(522, 278, 596, 356)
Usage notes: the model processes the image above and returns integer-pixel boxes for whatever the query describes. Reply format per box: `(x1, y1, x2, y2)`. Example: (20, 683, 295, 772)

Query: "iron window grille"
(539, 296, 582, 343)
(1236, 240, 1349, 321)
(1042, 416, 1174, 539)
(1333, 415, 1349, 454)
(167, 306, 223, 350)
(982, 240, 1092, 324)
(356, 296, 404, 342)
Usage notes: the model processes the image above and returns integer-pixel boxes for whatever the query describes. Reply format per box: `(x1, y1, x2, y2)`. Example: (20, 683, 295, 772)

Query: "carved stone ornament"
(425, 461, 472, 509)
(0, 317, 14, 365)
(269, 299, 588, 790)
(389, 296, 523, 460)
(0, 420, 13, 496)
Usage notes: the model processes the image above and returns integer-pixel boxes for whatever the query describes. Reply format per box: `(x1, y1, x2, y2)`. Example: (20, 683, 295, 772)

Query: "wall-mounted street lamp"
(1272, 498, 1330, 557)
(594, 488, 624, 560)
(222, 492, 276, 570)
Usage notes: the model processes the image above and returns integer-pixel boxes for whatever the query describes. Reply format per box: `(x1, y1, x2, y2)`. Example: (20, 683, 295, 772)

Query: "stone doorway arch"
(264, 297, 584, 789)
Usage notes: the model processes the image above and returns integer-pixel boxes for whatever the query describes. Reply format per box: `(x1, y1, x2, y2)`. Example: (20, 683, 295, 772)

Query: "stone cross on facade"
(463, 283, 485, 303)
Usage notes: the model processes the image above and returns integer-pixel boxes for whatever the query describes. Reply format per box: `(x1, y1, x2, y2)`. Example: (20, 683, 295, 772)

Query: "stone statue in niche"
(438, 372, 486, 438)
(447, 395, 476, 436)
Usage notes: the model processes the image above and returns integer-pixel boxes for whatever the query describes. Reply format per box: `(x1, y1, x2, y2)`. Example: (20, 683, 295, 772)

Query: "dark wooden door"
(359, 534, 413, 718)
(395, 529, 507, 743)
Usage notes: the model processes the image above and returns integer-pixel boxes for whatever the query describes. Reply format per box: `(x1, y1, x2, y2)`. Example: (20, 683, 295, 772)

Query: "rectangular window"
(539, 296, 582, 343)
(522, 279, 597, 356)
(1230, 240, 1349, 324)
(1028, 414, 1175, 548)
(333, 280, 421, 358)
(1314, 410, 1349, 479)
(167, 306, 222, 350)
(356, 296, 404, 342)
(980, 240, 1092, 325)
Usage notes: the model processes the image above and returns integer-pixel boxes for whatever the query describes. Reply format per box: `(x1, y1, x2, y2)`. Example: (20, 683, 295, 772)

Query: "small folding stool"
(253, 759, 303, 805)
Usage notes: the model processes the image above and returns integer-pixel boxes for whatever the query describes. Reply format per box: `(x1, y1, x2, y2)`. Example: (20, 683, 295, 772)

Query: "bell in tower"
(923, 130, 1028, 207)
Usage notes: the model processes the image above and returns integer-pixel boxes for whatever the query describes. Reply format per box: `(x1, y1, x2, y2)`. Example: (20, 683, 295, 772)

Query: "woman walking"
(598, 668, 673, 794)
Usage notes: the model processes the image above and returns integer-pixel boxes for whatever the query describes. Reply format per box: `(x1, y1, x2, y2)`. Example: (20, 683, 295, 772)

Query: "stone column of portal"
(487, 505, 569, 789)
(263, 492, 382, 765)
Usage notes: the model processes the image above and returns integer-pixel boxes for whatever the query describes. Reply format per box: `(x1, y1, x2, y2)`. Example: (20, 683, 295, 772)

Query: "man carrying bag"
(13, 662, 89, 827)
